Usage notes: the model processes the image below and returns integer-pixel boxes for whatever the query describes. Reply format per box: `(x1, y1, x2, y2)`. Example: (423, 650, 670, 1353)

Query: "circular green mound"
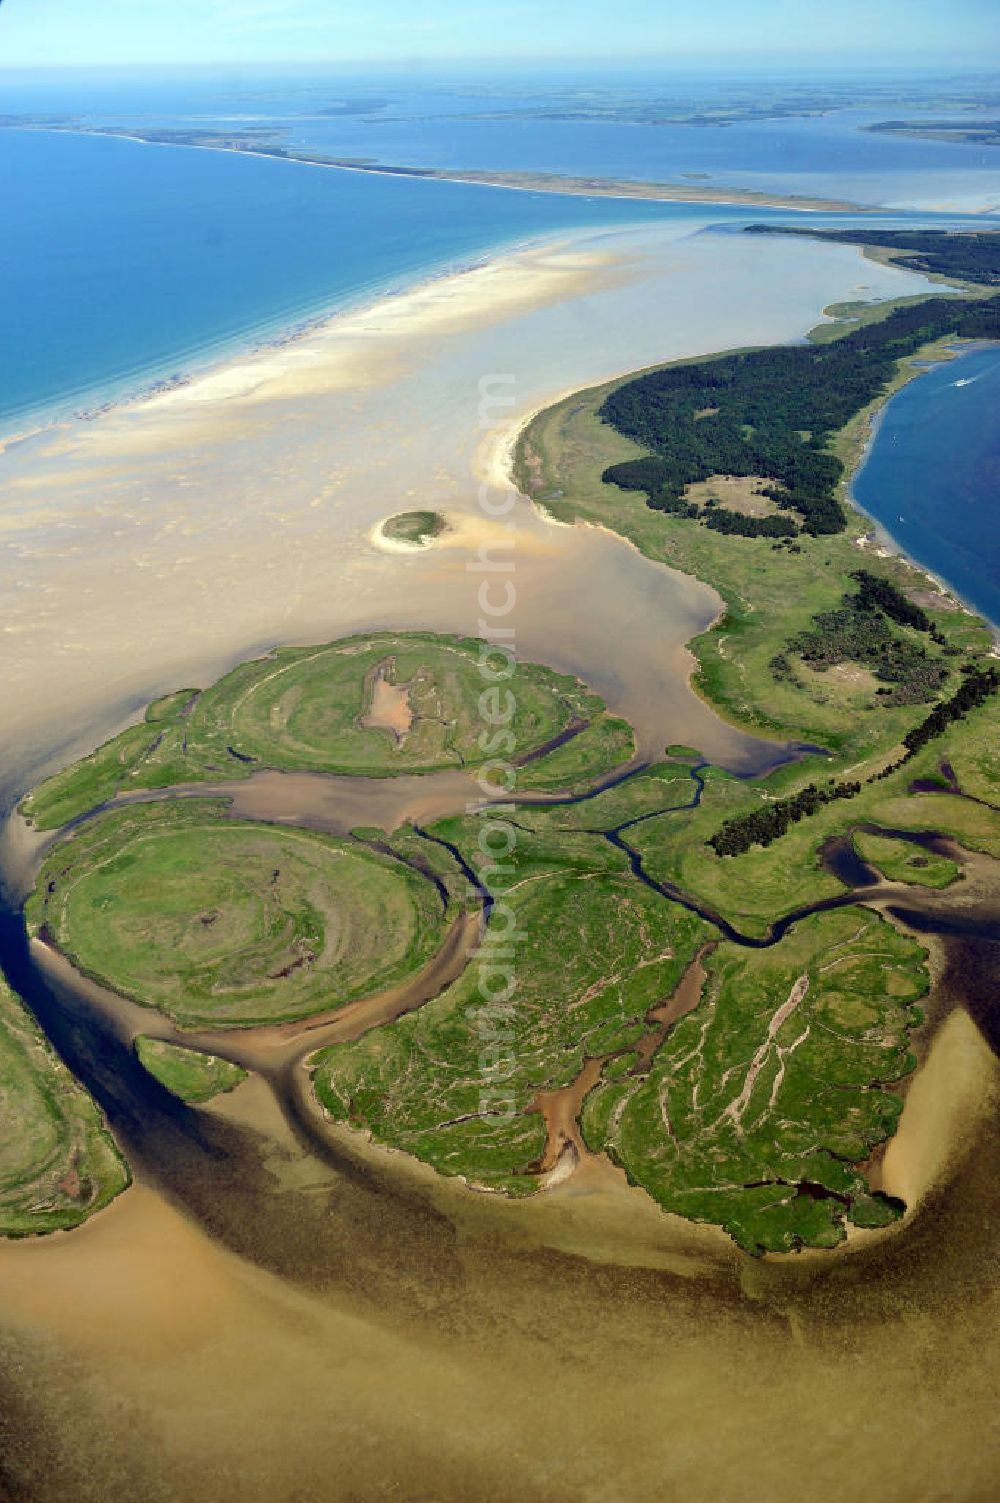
(380, 510, 448, 546)
(23, 631, 635, 830)
(28, 802, 446, 1030)
(195, 632, 600, 776)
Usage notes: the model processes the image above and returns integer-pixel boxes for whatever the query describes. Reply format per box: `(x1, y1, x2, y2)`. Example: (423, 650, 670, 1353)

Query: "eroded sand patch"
(360, 663, 414, 740)
(683, 473, 783, 517)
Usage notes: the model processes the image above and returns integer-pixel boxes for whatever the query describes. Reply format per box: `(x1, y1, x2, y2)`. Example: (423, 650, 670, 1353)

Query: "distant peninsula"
(865, 118, 1000, 146)
(0, 120, 866, 213)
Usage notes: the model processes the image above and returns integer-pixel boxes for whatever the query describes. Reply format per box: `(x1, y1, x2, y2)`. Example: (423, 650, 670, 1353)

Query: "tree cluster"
(744, 226, 1000, 287)
(779, 577, 948, 706)
(902, 665, 1000, 756)
(600, 294, 1000, 537)
(851, 569, 945, 641)
(708, 780, 862, 858)
(703, 508, 797, 539)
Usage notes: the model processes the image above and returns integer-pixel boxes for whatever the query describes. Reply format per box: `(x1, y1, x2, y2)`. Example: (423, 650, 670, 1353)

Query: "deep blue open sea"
(853, 344, 1000, 628)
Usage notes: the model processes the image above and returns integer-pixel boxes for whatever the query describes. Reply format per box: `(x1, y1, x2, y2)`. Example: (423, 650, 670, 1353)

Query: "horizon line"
(1, 54, 998, 73)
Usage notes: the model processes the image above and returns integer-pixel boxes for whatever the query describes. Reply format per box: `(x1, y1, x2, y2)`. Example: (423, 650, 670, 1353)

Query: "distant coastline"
(1, 121, 868, 214)
(865, 119, 1000, 146)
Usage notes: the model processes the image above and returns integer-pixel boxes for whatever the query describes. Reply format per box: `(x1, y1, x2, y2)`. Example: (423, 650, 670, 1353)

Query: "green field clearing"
(0, 978, 129, 1236)
(852, 831, 960, 888)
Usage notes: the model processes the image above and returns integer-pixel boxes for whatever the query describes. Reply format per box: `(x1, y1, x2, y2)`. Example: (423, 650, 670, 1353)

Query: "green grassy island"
(381, 509, 449, 545)
(136, 1037, 248, 1102)
(16, 232, 1000, 1254)
(0, 978, 129, 1236)
(21, 631, 633, 830)
(27, 801, 451, 1030)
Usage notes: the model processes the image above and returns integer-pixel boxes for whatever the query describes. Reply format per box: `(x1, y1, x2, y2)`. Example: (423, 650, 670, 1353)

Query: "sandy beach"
(0, 217, 936, 806)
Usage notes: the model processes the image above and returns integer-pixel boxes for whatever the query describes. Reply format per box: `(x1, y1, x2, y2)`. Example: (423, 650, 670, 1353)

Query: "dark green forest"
(744, 225, 1000, 286)
(600, 284, 1000, 536)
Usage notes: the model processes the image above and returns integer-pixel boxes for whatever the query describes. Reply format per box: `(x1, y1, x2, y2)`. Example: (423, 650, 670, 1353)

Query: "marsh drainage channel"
(1, 758, 998, 1277)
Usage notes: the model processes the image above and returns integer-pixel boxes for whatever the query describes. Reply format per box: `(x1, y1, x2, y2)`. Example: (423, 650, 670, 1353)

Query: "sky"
(0, 0, 998, 69)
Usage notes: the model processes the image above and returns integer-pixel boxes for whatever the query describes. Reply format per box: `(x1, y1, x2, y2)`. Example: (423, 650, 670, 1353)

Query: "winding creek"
(3, 721, 998, 1234)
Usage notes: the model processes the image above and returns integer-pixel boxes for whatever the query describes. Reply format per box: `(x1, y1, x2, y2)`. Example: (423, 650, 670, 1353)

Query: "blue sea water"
(0, 125, 795, 432)
(852, 344, 1000, 628)
(2, 69, 1000, 629)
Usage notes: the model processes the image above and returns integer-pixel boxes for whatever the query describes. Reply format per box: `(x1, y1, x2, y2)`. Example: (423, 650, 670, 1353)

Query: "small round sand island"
(374, 510, 449, 550)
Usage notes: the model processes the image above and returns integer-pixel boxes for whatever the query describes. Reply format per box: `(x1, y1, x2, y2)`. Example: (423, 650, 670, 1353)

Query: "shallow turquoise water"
(0, 126, 771, 432)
